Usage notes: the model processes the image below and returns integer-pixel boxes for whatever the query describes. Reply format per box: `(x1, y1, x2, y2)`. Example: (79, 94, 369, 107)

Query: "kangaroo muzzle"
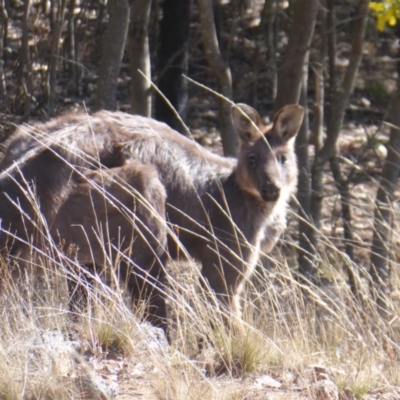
(261, 181, 281, 202)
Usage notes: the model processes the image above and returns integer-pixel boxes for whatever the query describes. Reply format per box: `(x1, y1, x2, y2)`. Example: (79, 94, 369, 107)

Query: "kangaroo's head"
(232, 103, 304, 204)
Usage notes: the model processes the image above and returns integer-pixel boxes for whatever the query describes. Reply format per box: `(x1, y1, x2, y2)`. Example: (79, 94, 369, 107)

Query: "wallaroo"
(52, 163, 168, 329)
(0, 102, 304, 331)
(0, 121, 168, 330)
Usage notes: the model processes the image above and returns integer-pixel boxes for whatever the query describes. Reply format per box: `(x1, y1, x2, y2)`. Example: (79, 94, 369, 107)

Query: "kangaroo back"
(52, 162, 168, 329)
(0, 123, 169, 330)
(0, 103, 303, 327)
(52, 162, 167, 267)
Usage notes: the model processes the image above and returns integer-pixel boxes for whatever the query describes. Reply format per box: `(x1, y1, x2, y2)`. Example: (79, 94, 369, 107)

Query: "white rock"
(254, 374, 282, 389)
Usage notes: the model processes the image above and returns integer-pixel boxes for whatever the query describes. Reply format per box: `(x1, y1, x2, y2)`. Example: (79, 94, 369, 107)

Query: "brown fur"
(0, 103, 304, 325)
(0, 154, 168, 329)
(52, 162, 168, 328)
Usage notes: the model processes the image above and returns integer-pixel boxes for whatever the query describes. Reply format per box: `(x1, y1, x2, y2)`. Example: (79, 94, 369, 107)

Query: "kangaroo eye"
(247, 155, 257, 168)
(278, 154, 287, 165)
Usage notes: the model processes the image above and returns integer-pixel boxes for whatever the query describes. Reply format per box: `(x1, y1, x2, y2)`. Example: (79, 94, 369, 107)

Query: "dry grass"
(0, 227, 399, 400)
(0, 143, 399, 399)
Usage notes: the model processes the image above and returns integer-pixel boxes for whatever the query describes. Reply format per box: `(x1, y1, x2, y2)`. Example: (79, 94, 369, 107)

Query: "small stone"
(254, 374, 282, 389)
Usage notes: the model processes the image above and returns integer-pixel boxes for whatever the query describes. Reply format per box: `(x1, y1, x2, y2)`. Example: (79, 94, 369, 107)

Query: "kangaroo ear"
(273, 104, 304, 142)
(231, 103, 263, 144)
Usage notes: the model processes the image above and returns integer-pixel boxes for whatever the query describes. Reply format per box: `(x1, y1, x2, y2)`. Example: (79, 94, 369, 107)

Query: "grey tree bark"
(325, 0, 359, 296)
(297, 2, 326, 281)
(129, 0, 152, 117)
(47, 0, 67, 116)
(155, 0, 191, 132)
(0, 0, 6, 101)
(262, 0, 278, 101)
(66, 0, 78, 95)
(94, 0, 130, 111)
(270, 0, 318, 281)
(18, 0, 33, 117)
(304, 0, 369, 281)
(273, 0, 319, 111)
(370, 60, 400, 314)
(295, 54, 313, 282)
(197, 0, 236, 157)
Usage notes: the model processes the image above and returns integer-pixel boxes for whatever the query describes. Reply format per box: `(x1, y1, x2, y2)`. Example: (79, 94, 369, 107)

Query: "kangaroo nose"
(261, 182, 280, 202)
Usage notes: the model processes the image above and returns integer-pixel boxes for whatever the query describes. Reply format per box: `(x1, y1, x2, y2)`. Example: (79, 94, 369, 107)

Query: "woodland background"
(0, 0, 398, 308)
(1, 1, 400, 398)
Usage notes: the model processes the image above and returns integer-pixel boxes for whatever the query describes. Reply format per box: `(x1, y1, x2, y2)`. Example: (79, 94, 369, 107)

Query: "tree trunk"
(270, 0, 318, 281)
(312, 0, 326, 154)
(18, 0, 33, 117)
(303, 0, 369, 281)
(224, 0, 240, 62)
(94, 0, 130, 111)
(46, 0, 67, 116)
(155, 0, 191, 132)
(129, 0, 152, 117)
(273, 0, 319, 111)
(0, 0, 7, 101)
(296, 56, 315, 281)
(262, 0, 278, 101)
(324, 0, 360, 296)
(197, 0, 236, 157)
(66, 0, 78, 95)
(297, 4, 325, 281)
(370, 60, 400, 314)
(329, 155, 359, 297)
(327, 0, 337, 99)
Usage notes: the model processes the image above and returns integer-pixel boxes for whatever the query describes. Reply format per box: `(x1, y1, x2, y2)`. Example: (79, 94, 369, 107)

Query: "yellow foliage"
(370, 0, 400, 31)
